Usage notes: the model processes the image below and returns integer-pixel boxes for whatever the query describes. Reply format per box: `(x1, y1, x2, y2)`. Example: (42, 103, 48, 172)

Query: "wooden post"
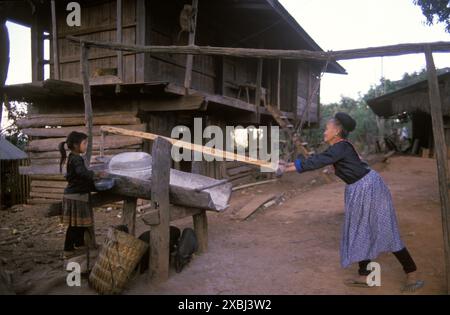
(122, 197, 137, 236)
(136, 0, 151, 82)
(80, 43, 93, 166)
(255, 58, 263, 123)
(31, 10, 44, 82)
(191, 161, 208, 254)
(425, 46, 450, 294)
(183, 0, 199, 93)
(277, 59, 281, 110)
(148, 137, 172, 283)
(50, 0, 60, 80)
(116, 0, 123, 80)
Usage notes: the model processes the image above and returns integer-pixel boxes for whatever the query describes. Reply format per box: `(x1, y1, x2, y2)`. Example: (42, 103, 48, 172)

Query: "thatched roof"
(367, 72, 450, 118)
(0, 138, 27, 160)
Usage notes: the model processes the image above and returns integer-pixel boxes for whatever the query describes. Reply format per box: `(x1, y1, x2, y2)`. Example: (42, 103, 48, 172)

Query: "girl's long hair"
(59, 131, 88, 173)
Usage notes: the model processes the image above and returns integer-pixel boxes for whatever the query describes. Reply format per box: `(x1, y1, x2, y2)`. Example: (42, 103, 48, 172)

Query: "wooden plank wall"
(17, 111, 144, 205)
(55, 0, 137, 83)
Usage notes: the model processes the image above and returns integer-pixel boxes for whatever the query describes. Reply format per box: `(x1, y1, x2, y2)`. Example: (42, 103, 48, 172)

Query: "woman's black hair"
(59, 131, 88, 173)
(330, 118, 350, 139)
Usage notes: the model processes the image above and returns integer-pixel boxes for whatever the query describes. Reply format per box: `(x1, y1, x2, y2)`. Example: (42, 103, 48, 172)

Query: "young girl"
(280, 112, 424, 292)
(59, 131, 97, 258)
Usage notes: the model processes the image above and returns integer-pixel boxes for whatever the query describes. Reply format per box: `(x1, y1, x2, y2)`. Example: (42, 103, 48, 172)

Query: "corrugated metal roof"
(0, 138, 27, 160)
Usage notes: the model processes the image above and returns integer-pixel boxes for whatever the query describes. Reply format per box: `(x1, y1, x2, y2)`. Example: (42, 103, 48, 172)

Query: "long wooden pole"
(67, 36, 450, 62)
(81, 43, 93, 166)
(100, 125, 276, 170)
(425, 46, 450, 294)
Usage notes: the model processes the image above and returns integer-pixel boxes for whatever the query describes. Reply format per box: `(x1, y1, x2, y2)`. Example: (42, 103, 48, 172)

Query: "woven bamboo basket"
(89, 227, 148, 294)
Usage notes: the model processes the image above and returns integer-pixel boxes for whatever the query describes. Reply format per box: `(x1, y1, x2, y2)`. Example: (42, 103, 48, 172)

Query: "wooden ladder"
(265, 104, 309, 157)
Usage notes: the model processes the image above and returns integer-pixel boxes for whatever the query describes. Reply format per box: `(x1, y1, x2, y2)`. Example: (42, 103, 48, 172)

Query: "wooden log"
(26, 135, 143, 152)
(101, 126, 276, 170)
(29, 174, 65, 181)
(148, 137, 172, 283)
(27, 111, 138, 119)
(30, 191, 63, 200)
(31, 180, 67, 188)
(425, 46, 450, 294)
(31, 186, 65, 194)
(17, 115, 140, 128)
(66, 36, 450, 62)
(122, 197, 137, 236)
(22, 124, 146, 138)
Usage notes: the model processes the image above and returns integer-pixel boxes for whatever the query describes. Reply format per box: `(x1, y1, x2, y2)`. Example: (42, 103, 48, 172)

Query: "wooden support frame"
(425, 46, 450, 294)
(31, 10, 44, 82)
(255, 58, 263, 123)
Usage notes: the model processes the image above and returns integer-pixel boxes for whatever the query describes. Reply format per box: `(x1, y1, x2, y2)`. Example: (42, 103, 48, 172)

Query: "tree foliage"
(414, 0, 450, 32)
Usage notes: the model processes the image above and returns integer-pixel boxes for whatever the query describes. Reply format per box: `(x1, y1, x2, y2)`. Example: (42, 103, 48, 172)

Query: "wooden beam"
(184, 0, 199, 92)
(81, 43, 93, 166)
(100, 125, 276, 170)
(50, 0, 60, 80)
(67, 36, 450, 62)
(116, 0, 123, 81)
(425, 46, 450, 294)
(148, 137, 172, 283)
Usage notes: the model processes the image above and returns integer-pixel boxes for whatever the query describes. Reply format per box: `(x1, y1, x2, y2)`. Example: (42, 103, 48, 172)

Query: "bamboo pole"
(66, 36, 450, 62)
(100, 125, 276, 170)
(425, 45, 450, 294)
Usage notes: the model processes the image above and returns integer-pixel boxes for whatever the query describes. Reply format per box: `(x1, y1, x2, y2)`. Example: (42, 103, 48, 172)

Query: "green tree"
(414, 0, 450, 32)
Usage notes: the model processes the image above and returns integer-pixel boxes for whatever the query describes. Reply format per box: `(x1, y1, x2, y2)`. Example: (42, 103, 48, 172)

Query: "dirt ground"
(0, 155, 447, 294)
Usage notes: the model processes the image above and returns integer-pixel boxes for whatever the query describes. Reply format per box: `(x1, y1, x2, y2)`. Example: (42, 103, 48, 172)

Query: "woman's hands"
(94, 170, 109, 180)
(275, 160, 297, 177)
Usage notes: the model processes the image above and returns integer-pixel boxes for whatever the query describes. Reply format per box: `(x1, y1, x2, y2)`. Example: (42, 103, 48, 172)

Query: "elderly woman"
(281, 112, 424, 292)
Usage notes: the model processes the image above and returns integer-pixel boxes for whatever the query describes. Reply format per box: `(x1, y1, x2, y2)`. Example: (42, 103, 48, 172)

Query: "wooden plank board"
(233, 193, 277, 220)
(101, 126, 276, 170)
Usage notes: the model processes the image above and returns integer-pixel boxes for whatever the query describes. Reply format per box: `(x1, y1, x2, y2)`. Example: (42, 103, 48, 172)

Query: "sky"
(280, 0, 450, 103)
(3, 0, 450, 105)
